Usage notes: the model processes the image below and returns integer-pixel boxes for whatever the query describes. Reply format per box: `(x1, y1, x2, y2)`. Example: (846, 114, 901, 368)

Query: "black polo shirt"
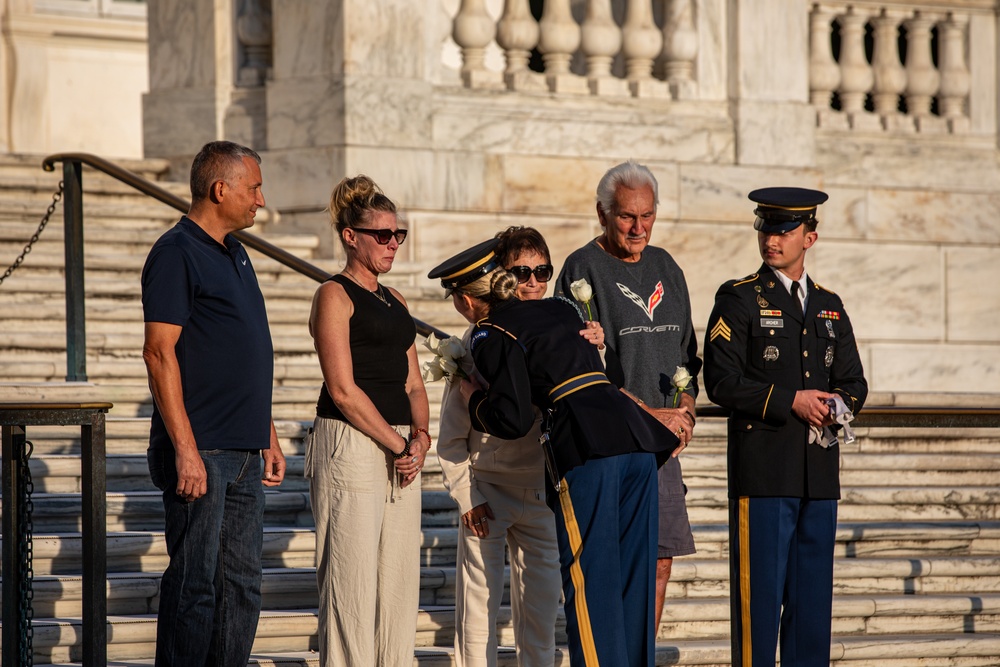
(141, 216, 274, 451)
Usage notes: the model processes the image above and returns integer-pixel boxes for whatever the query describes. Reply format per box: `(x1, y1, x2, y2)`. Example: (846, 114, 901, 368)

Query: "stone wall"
(137, 0, 1000, 395)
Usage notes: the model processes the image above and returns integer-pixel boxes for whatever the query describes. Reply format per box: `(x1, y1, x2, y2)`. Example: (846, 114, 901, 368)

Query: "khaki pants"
(455, 480, 560, 667)
(306, 417, 421, 667)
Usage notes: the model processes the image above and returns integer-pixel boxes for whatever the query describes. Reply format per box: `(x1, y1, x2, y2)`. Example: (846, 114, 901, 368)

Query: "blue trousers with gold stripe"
(553, 452, 657, 667)
(728, 497, 837, 667)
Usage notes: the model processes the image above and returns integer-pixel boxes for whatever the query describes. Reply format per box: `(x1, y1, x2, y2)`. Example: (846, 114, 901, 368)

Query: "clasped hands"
(394, 430, 431, 488)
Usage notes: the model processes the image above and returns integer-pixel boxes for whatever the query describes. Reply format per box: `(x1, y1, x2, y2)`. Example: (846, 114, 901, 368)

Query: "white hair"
(596, 160, 659, 215)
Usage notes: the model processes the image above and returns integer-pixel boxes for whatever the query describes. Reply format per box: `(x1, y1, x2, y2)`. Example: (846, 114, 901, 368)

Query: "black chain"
(18, 438, 35, 665)
(0, 181, 64, 286)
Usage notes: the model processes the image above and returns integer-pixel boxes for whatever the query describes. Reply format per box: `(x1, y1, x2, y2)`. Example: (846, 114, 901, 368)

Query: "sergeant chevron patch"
(710, 317, 732, 342)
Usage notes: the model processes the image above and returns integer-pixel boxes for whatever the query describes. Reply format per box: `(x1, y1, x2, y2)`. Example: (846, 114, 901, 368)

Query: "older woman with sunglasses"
(435, 227, 604, 667)
(306, 175, 430, 666)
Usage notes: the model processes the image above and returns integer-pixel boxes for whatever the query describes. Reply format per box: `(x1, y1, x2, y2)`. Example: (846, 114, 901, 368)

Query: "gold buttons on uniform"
(746, 424, 753, 430)
(805, 371, 811, 378)
(769, 330, 775, 336)
(802, 328, 807, 335)
(803, 350, 809, 357)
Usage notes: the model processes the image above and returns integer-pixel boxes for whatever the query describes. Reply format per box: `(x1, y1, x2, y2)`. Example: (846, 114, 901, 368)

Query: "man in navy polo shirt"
(141, 140, 286, 667)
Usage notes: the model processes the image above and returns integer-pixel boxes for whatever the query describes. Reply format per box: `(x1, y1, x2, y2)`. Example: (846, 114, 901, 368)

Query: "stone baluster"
(904, 12, 943, 131)
(937, 12, 971, 132)
(236, 0, 272, 87)
(497, 0, 543, 90)
(871, 8, 908, 130)
(622, 0, 665, 97)
(809, 3, 842, 128)
(538, 0, 587, 93)
(836, 6, 879, 130)
(580, 0, 627, 95)
(453, 0, 500, 88)
(660, 0, 698, 99)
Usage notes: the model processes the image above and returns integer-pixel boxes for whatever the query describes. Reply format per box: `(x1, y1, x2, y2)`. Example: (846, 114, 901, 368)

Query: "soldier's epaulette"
(471, 319, 526, 352)
(731, 273, 759, 287)
(812, 282, 838, 295)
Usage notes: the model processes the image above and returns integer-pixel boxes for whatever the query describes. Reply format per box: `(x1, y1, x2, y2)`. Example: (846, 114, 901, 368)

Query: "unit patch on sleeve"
(710, 317, 732, 343)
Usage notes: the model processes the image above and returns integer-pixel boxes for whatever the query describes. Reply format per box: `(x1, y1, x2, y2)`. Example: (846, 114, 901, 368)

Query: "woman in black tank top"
(305, 176, 429, 666)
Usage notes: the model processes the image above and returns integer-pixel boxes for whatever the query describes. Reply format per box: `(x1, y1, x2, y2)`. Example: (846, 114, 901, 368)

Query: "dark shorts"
(657, 456, 696, 558)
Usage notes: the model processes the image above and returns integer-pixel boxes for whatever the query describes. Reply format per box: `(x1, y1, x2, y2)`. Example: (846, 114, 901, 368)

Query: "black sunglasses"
(350, 227, 407, 245)
(508, 264, 553, 284)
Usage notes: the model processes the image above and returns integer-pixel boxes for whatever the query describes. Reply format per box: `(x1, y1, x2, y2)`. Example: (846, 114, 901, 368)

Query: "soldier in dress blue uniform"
(428, 239, 679, 667)
(703, 187, 868, 667)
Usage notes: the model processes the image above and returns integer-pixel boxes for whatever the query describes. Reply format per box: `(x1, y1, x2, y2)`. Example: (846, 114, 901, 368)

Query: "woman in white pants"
(436, 227, 604, 666)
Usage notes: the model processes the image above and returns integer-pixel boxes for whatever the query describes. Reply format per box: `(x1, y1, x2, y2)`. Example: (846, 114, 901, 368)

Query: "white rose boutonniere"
(569, 278, 594, 320)
(671, 365, 692, 407)
(420, 334, 469, 383)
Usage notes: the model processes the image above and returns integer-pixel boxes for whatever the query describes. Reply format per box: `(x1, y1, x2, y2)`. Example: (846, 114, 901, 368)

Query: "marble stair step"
(0, 489, 459, 532)
(12, 521, 1000, 579)
(23, 630, 1000, 667)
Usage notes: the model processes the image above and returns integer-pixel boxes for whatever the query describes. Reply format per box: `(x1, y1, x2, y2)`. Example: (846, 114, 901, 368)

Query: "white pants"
(306, 417, 421, 667)
(455, 480, 561, 667)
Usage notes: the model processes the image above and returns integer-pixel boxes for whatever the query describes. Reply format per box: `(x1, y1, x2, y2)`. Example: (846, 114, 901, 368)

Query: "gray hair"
(190, 141, 262, 202)
(596, 160, 659, 215)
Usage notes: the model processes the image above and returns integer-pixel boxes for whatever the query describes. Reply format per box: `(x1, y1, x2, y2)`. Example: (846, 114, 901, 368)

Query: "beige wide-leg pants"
(455, 480, 560, 667)
(306, 417, 421, 667)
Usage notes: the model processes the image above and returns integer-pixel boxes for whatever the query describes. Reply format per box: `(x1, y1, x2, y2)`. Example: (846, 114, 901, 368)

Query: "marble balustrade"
(449, 0, 699, 98)
(810, 1, 986, 134)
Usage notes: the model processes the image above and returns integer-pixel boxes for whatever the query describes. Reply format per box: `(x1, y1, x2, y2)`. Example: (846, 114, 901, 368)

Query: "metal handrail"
(41, 153, 444, 380)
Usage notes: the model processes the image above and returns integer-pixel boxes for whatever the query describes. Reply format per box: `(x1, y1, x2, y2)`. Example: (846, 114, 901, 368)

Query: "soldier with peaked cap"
(429, 239, 679, 667)
(703, 187, 868, 667)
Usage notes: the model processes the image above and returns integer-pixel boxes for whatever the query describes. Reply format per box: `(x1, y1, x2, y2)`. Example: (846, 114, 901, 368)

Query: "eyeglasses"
(350, 227, 407, 245)
(508, 264, 553, 284)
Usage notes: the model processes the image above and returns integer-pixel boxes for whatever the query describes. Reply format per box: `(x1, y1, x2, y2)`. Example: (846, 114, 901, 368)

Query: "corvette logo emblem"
(616, 281, 663, 322)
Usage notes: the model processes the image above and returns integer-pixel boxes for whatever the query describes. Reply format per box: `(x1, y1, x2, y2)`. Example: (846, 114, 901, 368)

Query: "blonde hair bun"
(490, 270, 519, 302)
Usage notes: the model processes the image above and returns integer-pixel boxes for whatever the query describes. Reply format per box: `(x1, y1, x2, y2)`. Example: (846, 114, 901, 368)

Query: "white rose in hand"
(440, 335, 465, 360)
(422, 359, 445, 382)
(569, 279, 594, 320)
(671, 365, 692, 407)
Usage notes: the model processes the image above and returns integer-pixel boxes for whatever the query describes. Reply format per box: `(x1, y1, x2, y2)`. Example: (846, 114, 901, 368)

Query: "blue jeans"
(148, 448, 266, 667)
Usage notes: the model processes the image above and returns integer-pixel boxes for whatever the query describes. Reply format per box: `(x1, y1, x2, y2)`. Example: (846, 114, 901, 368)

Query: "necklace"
(342, 270, 391, 307)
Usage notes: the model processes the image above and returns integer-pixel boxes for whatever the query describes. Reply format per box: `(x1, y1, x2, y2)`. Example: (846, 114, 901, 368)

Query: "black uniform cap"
(750, 187, 829, 234)
(427, 238, 501, 293)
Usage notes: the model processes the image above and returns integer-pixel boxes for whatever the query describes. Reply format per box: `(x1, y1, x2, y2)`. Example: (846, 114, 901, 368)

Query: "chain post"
(0, 182, 64, 287)
(17, 439, 35, 666)
(63, 161, 87, 382)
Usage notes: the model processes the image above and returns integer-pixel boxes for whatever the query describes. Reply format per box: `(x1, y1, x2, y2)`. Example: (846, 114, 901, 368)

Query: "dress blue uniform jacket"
(467, 298, 678, 479)
(704, 264, 868, 499)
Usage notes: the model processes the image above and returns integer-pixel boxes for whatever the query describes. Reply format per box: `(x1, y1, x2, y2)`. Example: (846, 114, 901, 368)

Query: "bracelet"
(391, 437, 411, 460)
(411, 427, 432, 446)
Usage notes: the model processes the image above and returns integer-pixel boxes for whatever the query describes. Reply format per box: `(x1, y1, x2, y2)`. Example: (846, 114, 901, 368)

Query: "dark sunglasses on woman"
(350, 227, 408, 245)
(508, 264, 553, 284)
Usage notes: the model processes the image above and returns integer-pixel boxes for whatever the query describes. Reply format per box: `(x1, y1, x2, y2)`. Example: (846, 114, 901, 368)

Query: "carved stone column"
(538, 0, 587, 92)
(809, 3, 842, 128)
(453, 0, 500, 87)
(836, 6, 878, 129)
(938, 12, 971, 132)
(871, 8, 907, 131)
(622, 0, 665, 97)
(497, 0, 541, 89)
(661, 0, 698, 99)
(581, 0, 627, 95)
(904, 12, 943, 132)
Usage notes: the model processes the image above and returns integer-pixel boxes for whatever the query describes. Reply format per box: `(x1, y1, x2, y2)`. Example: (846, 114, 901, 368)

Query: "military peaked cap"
(750, 187, 829, 234)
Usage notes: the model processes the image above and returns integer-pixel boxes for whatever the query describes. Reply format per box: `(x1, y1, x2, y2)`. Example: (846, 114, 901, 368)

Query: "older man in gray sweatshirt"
(556, 159, 701, 629)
